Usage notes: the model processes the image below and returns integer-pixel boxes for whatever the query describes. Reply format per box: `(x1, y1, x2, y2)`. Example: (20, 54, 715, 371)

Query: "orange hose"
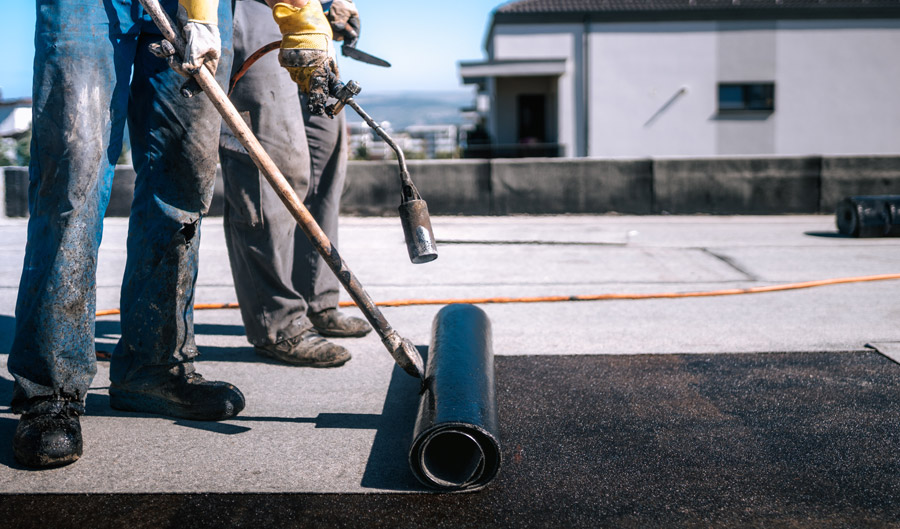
(94, 273, 900, 317)
(228, 40, 280, 96)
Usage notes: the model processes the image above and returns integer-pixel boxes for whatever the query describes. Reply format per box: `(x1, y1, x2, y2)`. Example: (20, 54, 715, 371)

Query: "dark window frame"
(717, 82, 775, 114)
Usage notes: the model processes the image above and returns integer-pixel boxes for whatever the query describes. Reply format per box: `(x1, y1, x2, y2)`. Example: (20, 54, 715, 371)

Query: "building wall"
(490, 24, 583, 156)
(774, 20, 900, 155)
(494, 76, 557, 145)
(589, 21, 719, 157)
(715, 21, 776, 155)
(489, 18, 900, 158)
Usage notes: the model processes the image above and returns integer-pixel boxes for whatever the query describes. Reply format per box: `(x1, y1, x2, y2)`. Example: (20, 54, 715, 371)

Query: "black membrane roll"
(836, 196, 900, 238)
(409, 304, 501, 491)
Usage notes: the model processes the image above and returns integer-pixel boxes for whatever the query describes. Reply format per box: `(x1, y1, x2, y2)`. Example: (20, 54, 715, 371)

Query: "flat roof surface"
(1, 215, 899, 527)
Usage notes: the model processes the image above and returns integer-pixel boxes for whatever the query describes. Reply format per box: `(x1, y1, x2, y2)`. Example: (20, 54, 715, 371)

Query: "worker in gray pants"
(219, 0, 370, 368)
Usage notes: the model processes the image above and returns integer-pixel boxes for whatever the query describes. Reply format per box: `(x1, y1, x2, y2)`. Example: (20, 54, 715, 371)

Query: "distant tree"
(117, 144, 130, 165)
(435, 149, 459, 160)
(400, 149, 426, 160)
(0, 138, 16, 166)
(353, 144, 368, 160)
(16, 128, 32, 166)
(0, 128, 32, 166)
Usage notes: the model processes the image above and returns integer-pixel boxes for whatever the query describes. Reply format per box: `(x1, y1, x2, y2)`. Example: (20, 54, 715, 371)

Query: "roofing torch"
(228, 44, 438, 265)
(327, 79, 438, 264)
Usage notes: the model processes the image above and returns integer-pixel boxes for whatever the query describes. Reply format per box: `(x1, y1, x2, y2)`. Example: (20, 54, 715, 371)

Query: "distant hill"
(345, 90, 476, 131)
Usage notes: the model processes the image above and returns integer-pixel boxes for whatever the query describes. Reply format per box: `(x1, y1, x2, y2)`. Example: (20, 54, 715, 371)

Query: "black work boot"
(255, 328, 351, 367)
(309, 308, 372, 338)
(109, 364, 245, 421)
(13, 397, 84, 469)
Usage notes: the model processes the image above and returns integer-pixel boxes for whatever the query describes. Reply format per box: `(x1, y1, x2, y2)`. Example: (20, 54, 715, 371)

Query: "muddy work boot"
(109, 365, 245, 421)
(255, 328, 351, 367)
(13, 396, 84, 469)
(309, 308, 372, 338)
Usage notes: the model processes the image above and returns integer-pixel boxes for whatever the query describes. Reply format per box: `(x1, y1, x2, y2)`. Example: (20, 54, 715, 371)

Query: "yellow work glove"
(177, 0, 221, 74)
(273, 1, 338, 115)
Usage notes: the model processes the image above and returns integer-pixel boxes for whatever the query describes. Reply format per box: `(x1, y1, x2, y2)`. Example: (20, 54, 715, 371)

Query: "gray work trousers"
(220, 0, 347, 347)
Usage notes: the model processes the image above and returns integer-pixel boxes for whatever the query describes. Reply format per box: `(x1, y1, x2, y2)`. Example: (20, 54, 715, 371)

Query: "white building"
(459, 0, 900, 158)
(347, 121, 424, 160)
(0, 99, 32, 138)
(405, 124, 460, 158)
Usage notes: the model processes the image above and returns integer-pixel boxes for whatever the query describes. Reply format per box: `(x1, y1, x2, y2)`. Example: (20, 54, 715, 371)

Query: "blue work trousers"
(8, 0, 233, 407)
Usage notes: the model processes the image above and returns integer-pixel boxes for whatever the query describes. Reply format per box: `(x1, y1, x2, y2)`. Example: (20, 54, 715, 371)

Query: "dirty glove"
(177, 0, 221, 75)
(148, 39, 204, 98)
(327, 0, 360, 48)
(272, 1, 338, 115)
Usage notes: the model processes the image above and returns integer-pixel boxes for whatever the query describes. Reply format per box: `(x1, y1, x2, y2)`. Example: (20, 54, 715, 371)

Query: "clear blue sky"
(0, 0, 500, 99)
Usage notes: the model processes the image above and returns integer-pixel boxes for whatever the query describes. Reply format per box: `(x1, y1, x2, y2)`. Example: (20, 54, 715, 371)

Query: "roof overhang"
(459, 58, 567, 86)
(484, 5, 900, 54)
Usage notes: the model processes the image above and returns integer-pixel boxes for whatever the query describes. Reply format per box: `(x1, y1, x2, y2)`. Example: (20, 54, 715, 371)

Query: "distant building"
(0, 98, 32, 138)
(459, 0, 900, 158)
(405, 124, 459, 158)
(347, 121, 424, 160)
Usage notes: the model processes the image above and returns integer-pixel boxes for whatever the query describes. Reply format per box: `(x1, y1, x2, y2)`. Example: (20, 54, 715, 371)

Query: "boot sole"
(109, 389, 240, 422)
(13, 446, 81, 469)
(312, 327, 372, 339)
(255, 347, 351, 367)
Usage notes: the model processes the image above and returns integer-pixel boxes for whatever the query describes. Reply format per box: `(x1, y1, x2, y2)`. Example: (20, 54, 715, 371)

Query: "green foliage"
(0, 138, 16, 166)
(15, 128, 31, 166)
(402, 150, 426, 160)
(353, 144, 369, 160)
(117, 145, 130, 165)
(435, 149, 460, 160)
(0, 129, 32, 166)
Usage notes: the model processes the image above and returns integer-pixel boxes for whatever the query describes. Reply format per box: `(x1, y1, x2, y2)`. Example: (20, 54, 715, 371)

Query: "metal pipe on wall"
(409, 304, 501, 491)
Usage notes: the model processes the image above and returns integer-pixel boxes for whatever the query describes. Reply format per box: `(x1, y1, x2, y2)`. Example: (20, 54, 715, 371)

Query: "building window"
(718, 83, 775, 113)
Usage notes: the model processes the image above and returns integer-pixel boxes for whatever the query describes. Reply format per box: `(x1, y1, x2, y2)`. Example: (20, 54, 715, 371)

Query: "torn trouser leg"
(7, 0, 137, 408)
(109, 1, 234, 385)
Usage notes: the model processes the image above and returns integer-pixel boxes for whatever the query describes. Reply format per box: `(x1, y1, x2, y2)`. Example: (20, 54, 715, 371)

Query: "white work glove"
(328, 0, 360, 48)
(177, 6, 221, 75)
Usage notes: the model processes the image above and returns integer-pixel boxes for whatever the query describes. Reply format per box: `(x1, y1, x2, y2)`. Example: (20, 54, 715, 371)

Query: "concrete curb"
(3, 155, 899, 217)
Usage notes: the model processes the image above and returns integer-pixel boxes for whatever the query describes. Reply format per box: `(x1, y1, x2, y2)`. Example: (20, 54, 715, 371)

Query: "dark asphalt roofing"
(3, 351, 900, 528)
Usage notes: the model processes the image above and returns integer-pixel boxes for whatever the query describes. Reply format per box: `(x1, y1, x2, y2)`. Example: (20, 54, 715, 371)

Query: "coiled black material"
(409, 304, 501, 491)
(836, 196, 900, 237)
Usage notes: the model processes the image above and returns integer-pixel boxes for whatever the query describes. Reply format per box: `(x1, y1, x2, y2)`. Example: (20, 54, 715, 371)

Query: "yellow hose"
(95, 272, 900, 317)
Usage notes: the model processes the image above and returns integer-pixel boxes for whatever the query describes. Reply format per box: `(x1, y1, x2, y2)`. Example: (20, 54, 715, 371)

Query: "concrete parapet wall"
(343, 160, 491, 216)
(490, 158, 653, 214)
(653, 156, 822, 215)
(3, 155, 898, 217)
(820, 155, 900, 214)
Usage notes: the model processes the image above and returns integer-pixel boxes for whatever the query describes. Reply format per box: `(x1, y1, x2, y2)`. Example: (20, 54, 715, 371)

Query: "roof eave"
(492, 6, 900, 25)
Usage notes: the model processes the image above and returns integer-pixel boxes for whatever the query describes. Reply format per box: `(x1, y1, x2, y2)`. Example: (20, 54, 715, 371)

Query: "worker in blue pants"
(7, 0, 243, 469)
(9, 0, 342, 469)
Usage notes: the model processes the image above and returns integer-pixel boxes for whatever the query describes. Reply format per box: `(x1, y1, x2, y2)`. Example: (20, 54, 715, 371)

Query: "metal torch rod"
(346, 99, 421, 202)
(138, 0, 424, 379)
